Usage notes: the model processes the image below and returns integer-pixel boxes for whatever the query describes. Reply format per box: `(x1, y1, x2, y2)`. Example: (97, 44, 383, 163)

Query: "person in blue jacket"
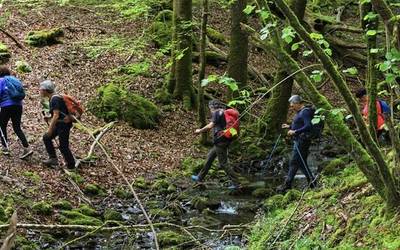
(0, 66, 32, 158)
(277, 95, 316, 193)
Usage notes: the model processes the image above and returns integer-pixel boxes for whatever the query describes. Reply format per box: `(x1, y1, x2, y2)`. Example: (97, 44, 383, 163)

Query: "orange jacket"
(362, 100, 385, 130)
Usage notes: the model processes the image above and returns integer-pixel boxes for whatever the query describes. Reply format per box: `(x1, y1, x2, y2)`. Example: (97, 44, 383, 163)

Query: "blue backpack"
(379, 100, 391, 116)
(3, 76, 25, 101)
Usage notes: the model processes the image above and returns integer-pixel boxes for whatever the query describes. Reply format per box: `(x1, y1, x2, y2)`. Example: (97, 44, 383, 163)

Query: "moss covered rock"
(59, 210, 102, 226)
(114, 186, 133, 199)
(76, 204, 98, 217)
(149, 208, 173, 218)
(89, 83, 160, 129)
(15, 60, 32, 73)
(151, 178, 169, 193)
(154, 87, 172, 104)
(263, 194, 285, 212)
(322, 158, 346, 176)
(104, 208, 123, 221)
(158, 230, 189, 247)
(207, 27, 228, 45)
(0, 43, 10, 62)
(181, 157, 204, 176)
(15, 236, 39, 250)
(52, 200, 73, 210)
(83, 183, 102, 196)
(150, 20, 172, 48)
(25, 28, 64, 47)
(32, 201, 53, 215)
(252, 188, 275, 199)
(132, 176, 149, 189)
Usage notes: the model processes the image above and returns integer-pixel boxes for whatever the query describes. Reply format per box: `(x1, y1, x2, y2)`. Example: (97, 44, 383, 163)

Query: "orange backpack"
(60, 95, 84, 121)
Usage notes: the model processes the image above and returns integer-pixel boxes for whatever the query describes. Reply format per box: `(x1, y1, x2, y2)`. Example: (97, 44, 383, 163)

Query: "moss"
(150, 20, 172, 48)
(104, 208, 123, 221)
(149, 208, 173, 218)
(76, 204, 98, 217)
(191, 196, 208, 211)
(14, 236, 39, 250)
(206, 27, 227, 45)
(115, 61, 151, 77)
(32, 201, 53, 215)
(263, 194, 285, 212)
(15, 60, 32, 73)
(252, 188, 274, 199)
(22, 171, 41, 183)
(151, 179, 169, 192)
(67, 171, 85, 185)
(0, 42, 10, 62)
(114, 186, 133, 199)
(322, 158, 346, 176)
(132, 176, 149, 189)
(158, 230, 189, 247)
(167, 184, 177, 193)
(25, 28, 64, 47)
(181, 157, 204, 176)
(154, 87, 172, 104)
(83, 184, 102, 196)
(59, 210, 102, 226)
(40, 233, 57, 244)
(52, 200, 73, 210)
(89, 83, 160, 129)
(155, 9, 173, 22)
(283, 189, 302, 204)
(0, 205, 6, 222)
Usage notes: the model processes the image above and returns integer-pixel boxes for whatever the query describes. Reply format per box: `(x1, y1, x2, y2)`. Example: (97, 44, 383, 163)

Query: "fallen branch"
(63, 169, 92, 206)
(84, 121, 116, 162)
(0, 211, 17, 250)
(0, 28, 24, 50)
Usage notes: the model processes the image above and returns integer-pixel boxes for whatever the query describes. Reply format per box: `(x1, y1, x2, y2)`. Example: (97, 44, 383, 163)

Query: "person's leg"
(296, 139, 315, 187)
(216, 143, 239, 185)
(43, 129, 58, 160)
(197, 146, 218, 181)
(57, 124, 75, 168)
(0, 106, 11, 149)
(9, 105, 29, 148)
(285, 146, 301, 188)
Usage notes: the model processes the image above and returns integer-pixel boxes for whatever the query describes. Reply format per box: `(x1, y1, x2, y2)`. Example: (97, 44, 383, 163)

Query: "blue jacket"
(0, 76, 23, 107)
(290, 107, 313, 136)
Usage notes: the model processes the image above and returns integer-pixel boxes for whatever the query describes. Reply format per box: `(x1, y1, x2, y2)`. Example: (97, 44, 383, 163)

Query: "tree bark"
(198, 0, 208, 145)
(371, 0, 400, 49)
(174, 0, 196, 109)
(275, 0, 400, 209)
(167, 0, 178, 93)
(227, 0, 249, 90)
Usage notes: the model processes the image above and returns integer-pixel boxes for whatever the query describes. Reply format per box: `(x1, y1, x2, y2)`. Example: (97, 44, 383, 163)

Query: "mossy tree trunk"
(259, 0, 307, 138)
(275, 0, 400, 210)
(198, 0, 208, 145)
(174, 0, 196, 110)
(361, 2, 379, 140)
(167, 0, 178, 93)
(227, 0, 248, 91)
(371, 0, 400, 49)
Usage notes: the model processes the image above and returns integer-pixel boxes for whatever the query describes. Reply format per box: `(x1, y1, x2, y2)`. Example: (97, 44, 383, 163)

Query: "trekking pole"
(262, 133, 281, 174)
(294, 141, 316, 186)
(0, 126, 9, 151)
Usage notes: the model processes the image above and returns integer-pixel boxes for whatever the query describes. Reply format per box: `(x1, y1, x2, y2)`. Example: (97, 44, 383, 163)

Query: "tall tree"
(227, 0, 249, 90)
(198, 0, 208, 144)
(259, 0, 307, 138)
(173, 0, 196, 109)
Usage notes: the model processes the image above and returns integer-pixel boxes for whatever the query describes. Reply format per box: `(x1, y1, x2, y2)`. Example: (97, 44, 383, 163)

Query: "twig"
(0, 28, 24, 49)
(84, 121, 115, 161)
(63, 169, 92, 206)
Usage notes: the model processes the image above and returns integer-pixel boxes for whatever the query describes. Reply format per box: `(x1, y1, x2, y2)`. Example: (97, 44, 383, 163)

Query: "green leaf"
(342, 67, 358, 75)
(259, 10, 270, 21)
(370, 48, 379, 54)
(363, 12, 378, 21)
(379, 61, 391, 71)
(366, 29, 377, 36)
(303, 50, 313, 57)
(385, 73, 396, 84)
(243, 5, 256, 15)
(312, 117, 320, 125)
(281, 26, 296, 44)
(310, 32, 323, 40)
(324, 48, 332, 56)
(291, 41, 304, 51)
(201, 79, 209, 87)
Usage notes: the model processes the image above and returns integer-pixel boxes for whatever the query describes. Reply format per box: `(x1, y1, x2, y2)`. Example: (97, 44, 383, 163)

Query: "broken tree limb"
(0, 211, 17, 250)
(0, 28, 24, 50)
(325, 34, 367, 49)
(63, 169, 92, 206)
(84, 121, 116, 162)
(208, 42, 271, 86)
(323, 24, 363, 34)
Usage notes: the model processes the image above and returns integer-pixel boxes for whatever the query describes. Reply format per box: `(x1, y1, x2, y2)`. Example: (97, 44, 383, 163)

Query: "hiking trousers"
(0, 105, 29, 148)
(198, 142, 239, 184)
(43, 122, 75, 168)
(285, 138, 315, 188)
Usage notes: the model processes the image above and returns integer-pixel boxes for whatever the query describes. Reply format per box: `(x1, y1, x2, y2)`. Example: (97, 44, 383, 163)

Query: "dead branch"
(0, 211, 17, 250)
(0, 28, 24, 50)
(84, 121, 116, 161)
(63, 169, 92, 206)
(323, 24, 363, 34)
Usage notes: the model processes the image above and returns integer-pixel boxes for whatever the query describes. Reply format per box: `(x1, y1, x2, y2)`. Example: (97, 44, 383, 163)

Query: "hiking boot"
(74, 159, 81, 169)
(42, 158, 58, 168)
(2, 147, 10, 156)
(191, 175, 200, 182)
(276, 184, 291, 194)
(19, 147, 33, 160)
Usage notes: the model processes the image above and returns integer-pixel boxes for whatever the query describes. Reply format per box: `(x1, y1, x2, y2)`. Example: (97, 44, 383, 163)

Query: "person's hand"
(46, 129, 53, 138)
(64, 115, 73, 123)
(195, 129, 202, 134)
(287, 130, 296, 136)
(44, 116, 50, 123)
(282, 124, 290, 129)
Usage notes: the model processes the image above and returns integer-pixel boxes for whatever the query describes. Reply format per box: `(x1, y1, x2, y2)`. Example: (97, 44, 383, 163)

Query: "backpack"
(303, 107, 324, 140)
(57, 94, 84, 121)
(379, 100, 391, 116)
(221, 108, 240, 139)
(4, 76, 25, 101)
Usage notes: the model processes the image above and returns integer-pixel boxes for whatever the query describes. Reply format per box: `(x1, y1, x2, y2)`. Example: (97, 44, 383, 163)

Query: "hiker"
(355, 88, 386, 139)
(0, 66, 32, 159)
(40, 80, 76, 169)
(277, 95, 316, 193)
(191, 99, 240, 189)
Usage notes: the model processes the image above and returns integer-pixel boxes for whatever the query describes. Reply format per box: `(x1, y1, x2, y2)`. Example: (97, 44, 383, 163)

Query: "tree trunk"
(259, 0, 307, 138)
(371, 0, 400, 49)
(198, 0, 208, 145)
(227, 0, 248, 90)
(275, 0, 400, 209)
(167, 0, 178, 94)
(174, 0, 196, 110)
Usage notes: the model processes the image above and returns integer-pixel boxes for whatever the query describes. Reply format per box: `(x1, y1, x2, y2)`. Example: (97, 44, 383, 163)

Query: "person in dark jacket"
(40, 80, 77, 169)
(191, 99, 240, 190)
(0, 66, 32, 159)
(277, 95, 316, 193)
